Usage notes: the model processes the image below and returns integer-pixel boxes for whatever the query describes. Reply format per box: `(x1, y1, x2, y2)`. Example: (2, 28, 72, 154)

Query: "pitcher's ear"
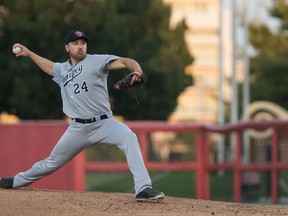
(65, 44, 69, 52)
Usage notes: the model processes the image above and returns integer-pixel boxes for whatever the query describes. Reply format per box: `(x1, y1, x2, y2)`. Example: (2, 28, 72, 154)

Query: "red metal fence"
(1, 120, 288, 203)
(0, 121, 85, 191)
(86, 120, 288, 203)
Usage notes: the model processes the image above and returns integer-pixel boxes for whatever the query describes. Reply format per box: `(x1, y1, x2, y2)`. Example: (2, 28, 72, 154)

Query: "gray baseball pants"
(13, 117, 152, 194)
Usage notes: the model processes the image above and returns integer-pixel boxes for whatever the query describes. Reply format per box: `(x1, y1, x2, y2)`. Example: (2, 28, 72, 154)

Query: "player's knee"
(118, 132, 139, 151)
(128, 132, 139, 144)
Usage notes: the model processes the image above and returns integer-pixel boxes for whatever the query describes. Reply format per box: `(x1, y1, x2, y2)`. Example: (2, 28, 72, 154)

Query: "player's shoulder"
(88, 54, 119, 63)
(84, 54, 106, 61)
(89, 54, 111, 59)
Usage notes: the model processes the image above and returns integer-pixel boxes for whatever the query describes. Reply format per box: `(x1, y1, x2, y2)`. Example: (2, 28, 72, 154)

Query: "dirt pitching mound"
(0, 188, 287, 216)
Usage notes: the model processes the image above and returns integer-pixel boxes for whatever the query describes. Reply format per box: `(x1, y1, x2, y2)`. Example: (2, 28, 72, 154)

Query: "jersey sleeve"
(102, 55, 120, 75)
(52, 63, 62, 85)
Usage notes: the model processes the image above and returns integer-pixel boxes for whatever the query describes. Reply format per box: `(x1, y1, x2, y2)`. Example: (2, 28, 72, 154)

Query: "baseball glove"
(113, 71, 147, 90)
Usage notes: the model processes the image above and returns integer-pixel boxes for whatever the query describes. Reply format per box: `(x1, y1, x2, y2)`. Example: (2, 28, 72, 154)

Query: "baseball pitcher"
(0, 30, 164, 202)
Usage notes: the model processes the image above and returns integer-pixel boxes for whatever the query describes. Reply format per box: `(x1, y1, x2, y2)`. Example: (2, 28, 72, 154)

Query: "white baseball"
(12, 47, 21, 54)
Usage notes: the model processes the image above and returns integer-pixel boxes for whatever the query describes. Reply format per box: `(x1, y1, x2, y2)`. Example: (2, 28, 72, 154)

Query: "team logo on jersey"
(63, 65, 83, 87)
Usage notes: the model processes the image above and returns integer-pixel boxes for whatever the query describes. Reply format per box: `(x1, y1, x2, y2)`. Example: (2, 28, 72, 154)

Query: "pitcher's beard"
(70, 52, 86, 62)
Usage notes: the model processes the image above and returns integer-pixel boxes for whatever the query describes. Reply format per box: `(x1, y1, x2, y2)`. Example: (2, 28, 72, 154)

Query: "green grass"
(149, 171, 195, 198)
(86, 171, 232, 200)
(210, 171, 233, 202)
(86, 172, 134, 193)
(86, 172, 194, 196)
(86, 170, 288, 203)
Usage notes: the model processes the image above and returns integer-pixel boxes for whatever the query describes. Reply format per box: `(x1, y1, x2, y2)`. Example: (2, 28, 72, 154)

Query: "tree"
(0, 0, 193, 120)
(249, 0, 288, 109)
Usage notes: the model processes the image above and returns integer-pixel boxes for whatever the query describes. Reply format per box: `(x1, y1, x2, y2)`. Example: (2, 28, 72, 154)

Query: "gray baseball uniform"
(13, 54, 152, 194)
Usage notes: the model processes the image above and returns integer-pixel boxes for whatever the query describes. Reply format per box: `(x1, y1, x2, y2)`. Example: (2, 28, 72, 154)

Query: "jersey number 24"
(74, 81, 88, 94)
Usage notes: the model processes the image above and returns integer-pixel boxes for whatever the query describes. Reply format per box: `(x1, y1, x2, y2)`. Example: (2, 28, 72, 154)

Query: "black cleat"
(135, 187, 165, 202)
(0, 177, 14, 189)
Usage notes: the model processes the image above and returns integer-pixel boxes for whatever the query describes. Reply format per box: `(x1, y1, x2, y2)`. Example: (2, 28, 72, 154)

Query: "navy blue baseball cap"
(65, 30, 89, 44)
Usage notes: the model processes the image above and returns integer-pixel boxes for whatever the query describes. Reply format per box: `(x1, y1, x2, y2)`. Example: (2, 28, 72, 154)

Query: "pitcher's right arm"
(12, 43, 54, 76)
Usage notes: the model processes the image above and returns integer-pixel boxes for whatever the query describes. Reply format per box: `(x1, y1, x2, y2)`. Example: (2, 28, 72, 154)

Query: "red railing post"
(195, 132, 209, 200)
(73, 152, 85, 191)
(271, 128, 279, 203)
(233, 132, 242, 203)
(137, 131, 149, 162)
(203, 132, 210, 200)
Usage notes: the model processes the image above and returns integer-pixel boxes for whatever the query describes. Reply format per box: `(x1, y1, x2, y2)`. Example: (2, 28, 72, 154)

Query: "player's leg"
(89, 117, 164, 201)
(12, 122, 90, 188)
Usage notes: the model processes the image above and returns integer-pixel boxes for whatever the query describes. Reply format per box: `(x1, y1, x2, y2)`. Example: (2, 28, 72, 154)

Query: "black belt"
(72, 114, 108, 124)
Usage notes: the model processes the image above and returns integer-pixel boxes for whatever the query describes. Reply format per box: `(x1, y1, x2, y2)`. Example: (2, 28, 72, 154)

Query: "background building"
(163, 0, 241, 123)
